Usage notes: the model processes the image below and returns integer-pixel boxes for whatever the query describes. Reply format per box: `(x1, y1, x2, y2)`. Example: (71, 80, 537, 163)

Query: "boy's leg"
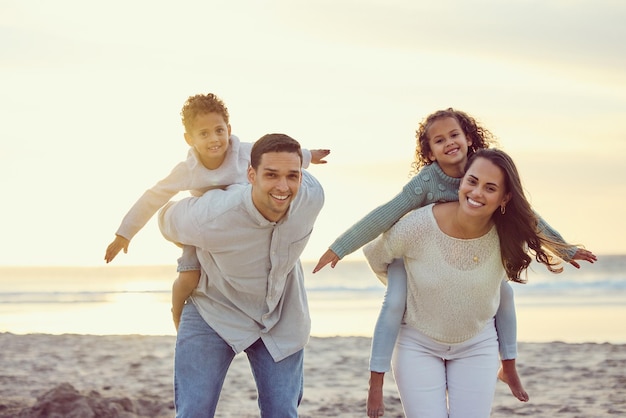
(172, 270, 201, 330)
(368, 258, 407, 417)
(246, 339, 303, 418)
(172, 245, 202, 330)
(174, 303, 234, 417)
(494, 281, 529, 402)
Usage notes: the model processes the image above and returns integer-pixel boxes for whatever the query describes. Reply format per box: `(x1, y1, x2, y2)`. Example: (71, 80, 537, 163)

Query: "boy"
(105, 93, 330, 329)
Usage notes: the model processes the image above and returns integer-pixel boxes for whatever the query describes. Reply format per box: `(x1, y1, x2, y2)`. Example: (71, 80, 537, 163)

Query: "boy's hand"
(104, 235, 130, 263)
(310, 149, 330, 164)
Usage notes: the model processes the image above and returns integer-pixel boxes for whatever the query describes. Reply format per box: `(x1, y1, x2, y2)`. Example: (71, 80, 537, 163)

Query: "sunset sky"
(1, 0, 625, 267)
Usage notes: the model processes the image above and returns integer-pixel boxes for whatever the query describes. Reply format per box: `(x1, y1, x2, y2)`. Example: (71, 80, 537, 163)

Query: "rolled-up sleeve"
(158, 199, 200, 247)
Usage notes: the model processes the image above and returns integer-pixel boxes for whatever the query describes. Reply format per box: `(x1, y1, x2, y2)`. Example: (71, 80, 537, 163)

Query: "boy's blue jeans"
(174, 303, 303, 418)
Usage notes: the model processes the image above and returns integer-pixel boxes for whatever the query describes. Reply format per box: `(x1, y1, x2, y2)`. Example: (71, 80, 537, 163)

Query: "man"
(158, 133, 325, 417)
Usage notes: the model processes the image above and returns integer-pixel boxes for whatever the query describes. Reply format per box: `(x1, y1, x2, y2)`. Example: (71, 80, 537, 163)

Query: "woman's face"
(459, 157, 510, 217)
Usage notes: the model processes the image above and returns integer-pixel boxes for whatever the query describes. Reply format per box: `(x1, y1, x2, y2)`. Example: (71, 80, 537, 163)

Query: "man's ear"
(247, 166, 255, 184)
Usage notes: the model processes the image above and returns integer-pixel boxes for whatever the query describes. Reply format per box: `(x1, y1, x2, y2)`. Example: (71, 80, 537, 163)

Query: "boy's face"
(247, 151, 302, 222)
(184, 112, 231, 169)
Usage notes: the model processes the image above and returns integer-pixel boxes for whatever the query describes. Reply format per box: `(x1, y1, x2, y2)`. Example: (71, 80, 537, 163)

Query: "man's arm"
(158, 198, 202, 248)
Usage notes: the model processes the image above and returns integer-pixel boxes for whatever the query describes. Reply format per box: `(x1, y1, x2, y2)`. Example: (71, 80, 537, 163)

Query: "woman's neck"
(435, 202, 493, 239)
(452, 211, 493, 239)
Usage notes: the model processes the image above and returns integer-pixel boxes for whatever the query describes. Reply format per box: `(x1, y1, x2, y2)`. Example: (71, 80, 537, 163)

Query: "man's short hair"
(250, 134, 303, 169)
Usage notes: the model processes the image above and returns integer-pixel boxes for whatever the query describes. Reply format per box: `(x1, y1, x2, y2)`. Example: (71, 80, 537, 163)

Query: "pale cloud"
(0, 0, 624, 265)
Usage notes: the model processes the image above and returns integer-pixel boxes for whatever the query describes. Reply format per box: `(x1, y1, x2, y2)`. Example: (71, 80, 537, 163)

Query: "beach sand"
(1, 333, 624, 417)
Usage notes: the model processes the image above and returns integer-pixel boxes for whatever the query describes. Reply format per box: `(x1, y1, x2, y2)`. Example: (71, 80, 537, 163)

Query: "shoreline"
(1, 333, 624, 417)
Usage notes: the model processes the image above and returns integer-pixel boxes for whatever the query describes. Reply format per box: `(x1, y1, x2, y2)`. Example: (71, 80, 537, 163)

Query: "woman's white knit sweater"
(363, 204, 506, 344)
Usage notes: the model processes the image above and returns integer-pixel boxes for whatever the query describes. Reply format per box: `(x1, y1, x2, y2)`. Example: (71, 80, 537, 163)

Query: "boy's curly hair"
(410, 108, 497, 175)
(180, 93, 229, 133)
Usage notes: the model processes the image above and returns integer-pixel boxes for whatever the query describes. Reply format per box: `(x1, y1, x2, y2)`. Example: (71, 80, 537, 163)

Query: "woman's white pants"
(392, 319, 499, 418)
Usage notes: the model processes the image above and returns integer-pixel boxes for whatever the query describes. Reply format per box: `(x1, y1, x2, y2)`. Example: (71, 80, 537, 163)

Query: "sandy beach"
(1, 333, 624, 417)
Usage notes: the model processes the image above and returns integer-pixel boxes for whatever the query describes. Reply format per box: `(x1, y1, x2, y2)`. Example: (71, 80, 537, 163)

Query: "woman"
(363, 148, 572, 417)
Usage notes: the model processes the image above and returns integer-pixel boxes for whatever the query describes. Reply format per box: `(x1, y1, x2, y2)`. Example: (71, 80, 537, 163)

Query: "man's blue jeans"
(174, 303, 304, 417)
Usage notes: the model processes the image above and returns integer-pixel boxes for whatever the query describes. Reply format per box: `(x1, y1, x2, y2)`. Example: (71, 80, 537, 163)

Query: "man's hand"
(312, 249, 340, 273)
(104, 235, 130, 263)
(310, 149, 330, 164)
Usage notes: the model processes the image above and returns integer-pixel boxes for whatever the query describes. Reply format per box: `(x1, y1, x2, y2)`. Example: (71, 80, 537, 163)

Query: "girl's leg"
(369, 258, 407, 372)
(495, 281, 529, 402)
(367, 258, 407, 417)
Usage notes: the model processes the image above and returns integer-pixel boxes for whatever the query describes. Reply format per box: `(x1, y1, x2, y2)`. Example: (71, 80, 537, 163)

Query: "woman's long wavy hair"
(466, 149, 572, 282)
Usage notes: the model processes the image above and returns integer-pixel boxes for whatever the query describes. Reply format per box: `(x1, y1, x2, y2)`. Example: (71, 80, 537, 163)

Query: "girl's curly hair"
(410, 108, 498, 175)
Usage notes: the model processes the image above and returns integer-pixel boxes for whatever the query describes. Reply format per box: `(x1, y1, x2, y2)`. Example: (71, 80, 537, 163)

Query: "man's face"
(247, 151, 302, 222)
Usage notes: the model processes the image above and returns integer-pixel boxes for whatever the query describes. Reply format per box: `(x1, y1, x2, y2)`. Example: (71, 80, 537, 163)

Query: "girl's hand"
(313, 249, 339, 273)
(568, 248, 597, 269)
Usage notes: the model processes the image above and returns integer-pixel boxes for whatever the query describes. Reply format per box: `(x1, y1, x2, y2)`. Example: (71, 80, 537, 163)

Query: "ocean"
(1, 256, 625, 343)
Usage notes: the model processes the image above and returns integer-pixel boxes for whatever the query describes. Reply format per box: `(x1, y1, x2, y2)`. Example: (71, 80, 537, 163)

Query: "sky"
(1, 0, 625, 267)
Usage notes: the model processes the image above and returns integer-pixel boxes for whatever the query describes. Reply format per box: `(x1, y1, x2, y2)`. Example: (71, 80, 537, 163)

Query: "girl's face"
(426, 117, 472, 176)
(184, 112, 231, 169)
(459, 156, 511, 217)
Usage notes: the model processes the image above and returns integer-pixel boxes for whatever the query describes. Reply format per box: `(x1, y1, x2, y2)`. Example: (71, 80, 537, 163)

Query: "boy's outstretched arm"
(104, 235, 130, 263)
(310, 149, 330, 164)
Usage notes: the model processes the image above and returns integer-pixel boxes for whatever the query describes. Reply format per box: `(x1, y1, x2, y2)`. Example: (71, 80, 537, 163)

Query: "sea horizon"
(1, 255, 625, 344)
